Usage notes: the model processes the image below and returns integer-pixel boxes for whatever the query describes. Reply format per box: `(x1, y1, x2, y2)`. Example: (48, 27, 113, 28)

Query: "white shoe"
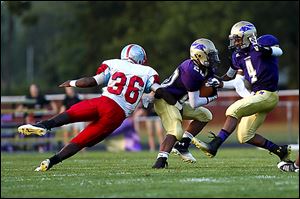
(35, 159, 50, 172)
(277, 161, 299, 173)
(172, 148, 197, 163)
(18, 124, 47, 136)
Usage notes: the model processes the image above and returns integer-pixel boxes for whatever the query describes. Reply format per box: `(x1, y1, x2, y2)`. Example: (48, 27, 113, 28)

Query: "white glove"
(141, 95, 154, 108)
(205, 77, 221, 88)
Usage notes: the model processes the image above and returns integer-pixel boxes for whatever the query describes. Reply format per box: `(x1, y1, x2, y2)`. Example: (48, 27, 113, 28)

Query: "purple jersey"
(231, 34, 280, 92)
(161, 59, 214, 102)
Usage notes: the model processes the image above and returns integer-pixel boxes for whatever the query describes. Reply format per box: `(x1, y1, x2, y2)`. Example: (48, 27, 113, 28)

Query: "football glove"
(205, 77, 221, 88)
(141, 95, 154, 108)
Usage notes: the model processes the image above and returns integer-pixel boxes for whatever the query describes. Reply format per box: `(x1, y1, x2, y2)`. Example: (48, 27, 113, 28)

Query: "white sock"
(294, 162, 299, 169)
(157, 151, 169, 159)
(183, 131, 194, 140)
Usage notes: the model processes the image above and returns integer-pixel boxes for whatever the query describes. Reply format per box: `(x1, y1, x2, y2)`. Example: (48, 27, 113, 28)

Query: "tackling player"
(152, 38, 219, 168)
(193, 21, 291, 162)
(18, 44, 176, 171)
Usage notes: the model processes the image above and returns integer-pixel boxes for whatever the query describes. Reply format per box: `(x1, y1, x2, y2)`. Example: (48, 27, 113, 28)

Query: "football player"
(152, 38, 219, 168)
(194, 21, 291, 163)
(18, 44, 177, 171)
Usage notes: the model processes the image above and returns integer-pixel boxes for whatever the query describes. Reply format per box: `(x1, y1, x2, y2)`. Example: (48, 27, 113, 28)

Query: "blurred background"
(1, 1, 299, 153)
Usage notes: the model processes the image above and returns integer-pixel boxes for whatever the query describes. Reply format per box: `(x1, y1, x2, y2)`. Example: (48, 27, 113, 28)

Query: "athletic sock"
(263, 140, 279, 152)
(217, 129, 230, 143)
(157, 151, 169, 159)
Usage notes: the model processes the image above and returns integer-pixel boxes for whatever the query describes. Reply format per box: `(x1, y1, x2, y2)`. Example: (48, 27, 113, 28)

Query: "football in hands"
(199, 84, 216, 97)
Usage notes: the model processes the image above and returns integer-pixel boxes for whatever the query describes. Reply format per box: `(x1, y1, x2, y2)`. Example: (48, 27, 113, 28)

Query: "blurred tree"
(1, 1, 298, 95)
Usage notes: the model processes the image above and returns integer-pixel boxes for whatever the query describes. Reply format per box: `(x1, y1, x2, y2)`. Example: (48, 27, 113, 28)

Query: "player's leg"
(35, 96, 126, 171)
(237, 113, 291, 161)
(36, 115, 125, 171)
(199, 90, 279, 158)
(18, 98, 100, 136)
(152, 99, 183, 168)
(173, 105, 212, 163)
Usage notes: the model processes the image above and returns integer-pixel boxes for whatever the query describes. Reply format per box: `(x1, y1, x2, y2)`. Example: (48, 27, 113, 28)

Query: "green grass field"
(1, 148, 299, 198)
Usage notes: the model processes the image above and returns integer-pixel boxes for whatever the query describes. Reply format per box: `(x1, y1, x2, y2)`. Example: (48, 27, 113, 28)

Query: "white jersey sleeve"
(101, 59, 159, 117)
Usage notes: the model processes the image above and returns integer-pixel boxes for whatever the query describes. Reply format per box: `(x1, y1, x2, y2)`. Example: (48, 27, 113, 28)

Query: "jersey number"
(107, 72, 145, 104)
(245, 57, 257, 83)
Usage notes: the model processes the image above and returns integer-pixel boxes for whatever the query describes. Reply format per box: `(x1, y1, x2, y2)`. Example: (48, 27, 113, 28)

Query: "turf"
(1, 148, 299, 198)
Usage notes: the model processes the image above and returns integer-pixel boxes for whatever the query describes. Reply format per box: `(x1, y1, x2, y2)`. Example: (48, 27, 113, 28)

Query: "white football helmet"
(190, 38, 220, 68)
(228, 21, 257, 50)
(121, 44, 147, 65)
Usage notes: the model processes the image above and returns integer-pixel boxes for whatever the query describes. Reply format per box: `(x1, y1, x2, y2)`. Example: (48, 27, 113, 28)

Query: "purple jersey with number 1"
(231, 34, 280, 92)
(161, 59, 214, 102)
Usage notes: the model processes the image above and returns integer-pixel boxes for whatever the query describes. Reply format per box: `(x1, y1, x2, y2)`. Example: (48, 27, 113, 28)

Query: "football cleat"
(191, 135, 222, 158)
(18, 124, 47, 136)
(172, 142, 196, 163)
(152, 157, 168, 169)
(34, 159, 51, 172)
(276, 145, 291, 162)
(277, 161, 299, 173)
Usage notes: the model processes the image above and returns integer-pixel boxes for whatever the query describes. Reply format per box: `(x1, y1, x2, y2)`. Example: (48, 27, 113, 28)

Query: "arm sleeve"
(93, 73, 107, 85)
(270, 46, 283, 57)
(223, 74, 251, 98)
(188, 91, 208, 108)
(145, 73, 160, 93)
(94, 63, 111, 85)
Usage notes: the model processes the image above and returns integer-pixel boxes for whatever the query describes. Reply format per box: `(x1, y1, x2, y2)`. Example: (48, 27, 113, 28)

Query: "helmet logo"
(191, 43, 206, 50)
(239, 24, 255, 32)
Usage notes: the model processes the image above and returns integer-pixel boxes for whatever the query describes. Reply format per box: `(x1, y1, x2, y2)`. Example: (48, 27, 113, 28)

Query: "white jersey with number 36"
(96, 59, 159, 117)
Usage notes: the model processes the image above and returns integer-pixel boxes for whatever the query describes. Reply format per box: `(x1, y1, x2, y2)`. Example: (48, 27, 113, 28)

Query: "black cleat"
(276, 145, 291, 162)
(152, 157, 168, 169)
(193, 132, 223, 158)
(172, 141, 196, 163)
(203, 136, 223, 158)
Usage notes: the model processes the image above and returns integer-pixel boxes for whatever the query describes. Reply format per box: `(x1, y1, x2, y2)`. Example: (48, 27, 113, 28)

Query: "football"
(199, 85, 216, 97)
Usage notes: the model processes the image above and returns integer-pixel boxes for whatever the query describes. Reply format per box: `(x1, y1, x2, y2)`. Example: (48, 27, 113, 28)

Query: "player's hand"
(141, 95, 154, 108)
(205, 77, 222, 88)
(59, 80, 71, 87)
(256, 45, 272, 55)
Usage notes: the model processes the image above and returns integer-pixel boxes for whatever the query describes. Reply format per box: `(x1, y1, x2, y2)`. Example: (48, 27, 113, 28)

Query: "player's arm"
(59, 77, 97, 88)
(151, 83, 182, 110)
(59, 63, 109, 88)
(250, 34, 283, 56)
(207, 70, 251, 98)
(187, 90, 217, 109)
(255, 45, 283, 56)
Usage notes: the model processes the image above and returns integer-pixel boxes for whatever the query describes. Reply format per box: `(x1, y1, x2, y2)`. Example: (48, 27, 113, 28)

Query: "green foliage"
(1, 149, 299, 197)
(1, 1, 299, 94)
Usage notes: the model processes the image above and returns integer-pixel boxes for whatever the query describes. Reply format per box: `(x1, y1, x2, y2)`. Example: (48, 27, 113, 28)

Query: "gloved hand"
(141, 95, 154, 108)
(205, 77, 222, 88)
(256, 45, 272, 55)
